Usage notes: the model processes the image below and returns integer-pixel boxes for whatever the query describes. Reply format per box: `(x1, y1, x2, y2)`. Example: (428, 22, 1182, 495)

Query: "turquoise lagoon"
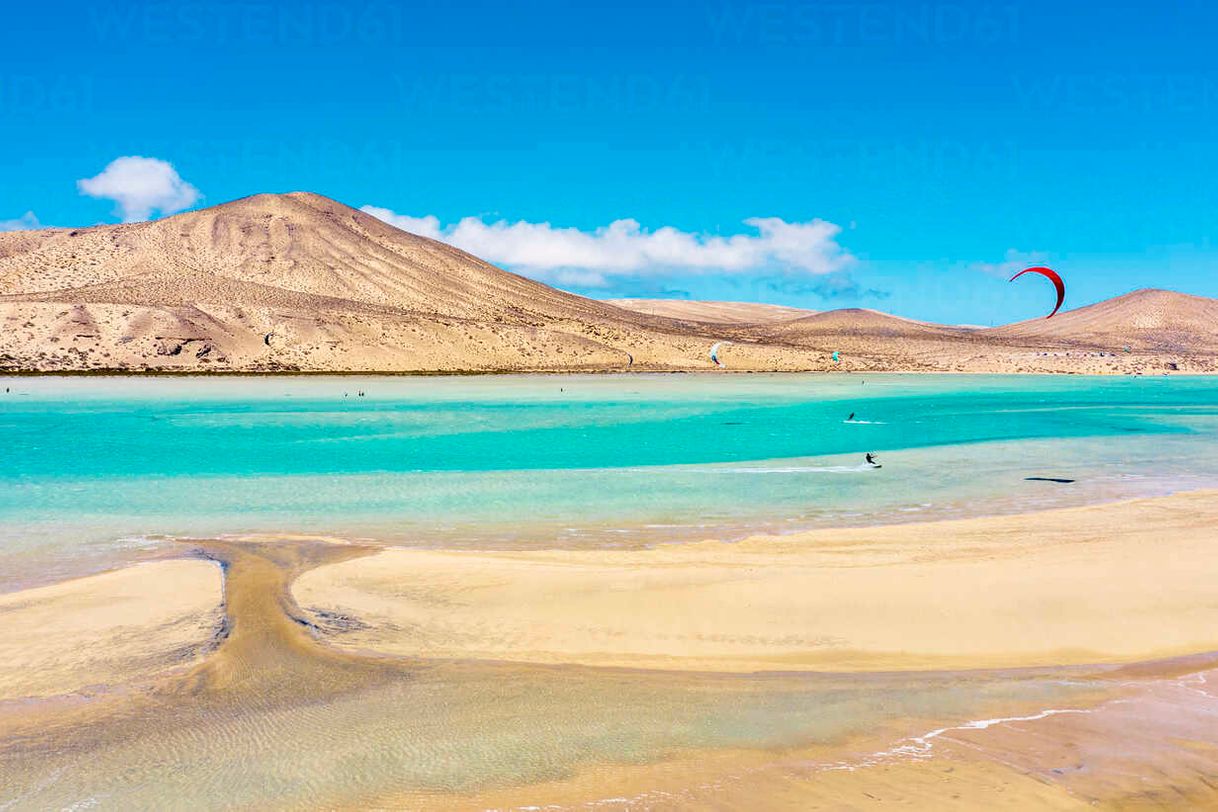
(2, 373, 1218, 589)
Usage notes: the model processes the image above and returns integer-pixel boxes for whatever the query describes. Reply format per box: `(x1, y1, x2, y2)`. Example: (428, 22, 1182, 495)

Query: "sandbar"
(294, 491, 1218, 672)
(0, 559, 224, 700)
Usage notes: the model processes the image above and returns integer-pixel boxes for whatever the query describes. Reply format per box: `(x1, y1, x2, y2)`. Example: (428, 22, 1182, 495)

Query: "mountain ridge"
(1, 193, 1214, 374)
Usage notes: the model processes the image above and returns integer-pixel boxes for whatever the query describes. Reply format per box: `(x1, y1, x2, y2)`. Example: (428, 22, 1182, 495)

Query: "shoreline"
(0, 468, 1199, 596)
(5, 487, 1216, 651)
(4, 489, 1213, 691)
(1, 367, 1213, 377)
(389, 660, 1218, 810)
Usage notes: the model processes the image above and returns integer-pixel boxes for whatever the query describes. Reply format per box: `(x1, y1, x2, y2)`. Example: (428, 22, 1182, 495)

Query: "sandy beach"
(295, 491, 1218, 673)
(0, 559, 223, 700)
(2, 493, 1218, 808)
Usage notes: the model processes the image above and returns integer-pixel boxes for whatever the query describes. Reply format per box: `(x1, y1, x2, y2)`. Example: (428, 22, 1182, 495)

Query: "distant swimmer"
(865, 453, 880, 467)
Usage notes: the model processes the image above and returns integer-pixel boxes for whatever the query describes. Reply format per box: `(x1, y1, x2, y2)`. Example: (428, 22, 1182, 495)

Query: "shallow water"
(3, 373, 1218, 589)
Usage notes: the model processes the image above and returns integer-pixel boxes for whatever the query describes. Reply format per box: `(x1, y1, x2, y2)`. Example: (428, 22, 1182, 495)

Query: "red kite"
(1009, 266, 1065, 319)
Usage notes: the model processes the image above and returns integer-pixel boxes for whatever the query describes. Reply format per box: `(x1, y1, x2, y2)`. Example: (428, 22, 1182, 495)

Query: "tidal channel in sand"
(2, 515, 1217, 809)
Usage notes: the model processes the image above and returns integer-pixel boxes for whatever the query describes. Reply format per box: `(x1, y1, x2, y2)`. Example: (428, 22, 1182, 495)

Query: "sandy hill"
(0, 195, 1213, 374)
(605, 299, 815, 324)
(752, 297, 1216, 374)
(753, 308, 994, 372)
(0, 193, 831, 372)
(987, 289, 1218, 353)
(1, 193, 616, 321)
(768, 308, 968, 339)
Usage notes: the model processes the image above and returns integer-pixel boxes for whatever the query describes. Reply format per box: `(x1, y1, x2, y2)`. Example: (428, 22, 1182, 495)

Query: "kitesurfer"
(865, 452, 879, 466)
(1009, 267, 1066, 319)
(848, 412, 856, 422)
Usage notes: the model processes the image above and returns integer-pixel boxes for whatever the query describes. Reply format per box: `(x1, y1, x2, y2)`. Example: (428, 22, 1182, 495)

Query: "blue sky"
(2, 0, 1216, 324)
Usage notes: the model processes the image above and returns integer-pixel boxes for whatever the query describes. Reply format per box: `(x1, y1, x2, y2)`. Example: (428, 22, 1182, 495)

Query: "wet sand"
(294, 491, 1218, 673)
(3, 497, 1218, 808)
(397, 658, 1218, 810)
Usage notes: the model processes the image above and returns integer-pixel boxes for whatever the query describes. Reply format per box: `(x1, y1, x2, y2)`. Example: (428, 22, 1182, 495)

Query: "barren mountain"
(605, 299, 815, 324)
(0, 193, 624, 319)
(988, 289, 1218, 353)
(769, 308, 966, 339)
(754, 296, 1217, 374)
(0, 193, 802, 372)
(0, 194, 1213, 374)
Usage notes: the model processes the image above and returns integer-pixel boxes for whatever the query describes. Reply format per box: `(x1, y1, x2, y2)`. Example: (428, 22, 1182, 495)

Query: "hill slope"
(752, 296, 1217, 374)
(1, 193, 623, 321)
(0, 194, 825, 372)
(769, 308, 968, 339)
(605, 299, 815, 324)
(987, 289, 1218, 353)
(0, 196, 1213, 374)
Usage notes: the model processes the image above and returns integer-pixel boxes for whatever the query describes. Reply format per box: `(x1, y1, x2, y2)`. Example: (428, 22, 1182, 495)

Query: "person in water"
(848, 412, 856, 422)
(865, 453, 879, 466)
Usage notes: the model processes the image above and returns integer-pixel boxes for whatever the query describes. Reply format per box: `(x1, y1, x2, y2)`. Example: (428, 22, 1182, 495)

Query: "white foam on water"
(560, 702, 1111, 811)
(812, 706, 1095, 773)
(1175, 670, 1215, 699)
(111, 534, 174, 549)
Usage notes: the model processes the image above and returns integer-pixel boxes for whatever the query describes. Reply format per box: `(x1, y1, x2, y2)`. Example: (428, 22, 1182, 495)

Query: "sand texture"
(2, 511, 1218, 808)
(294, 491, 1218, 673)
(0, 559, 224, 699)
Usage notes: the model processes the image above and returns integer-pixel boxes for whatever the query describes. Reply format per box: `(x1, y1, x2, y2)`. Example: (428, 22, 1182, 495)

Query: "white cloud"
(361, 206, 853, 287)
(77, 156, 200, 222)
(0, 211, 41, 232)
